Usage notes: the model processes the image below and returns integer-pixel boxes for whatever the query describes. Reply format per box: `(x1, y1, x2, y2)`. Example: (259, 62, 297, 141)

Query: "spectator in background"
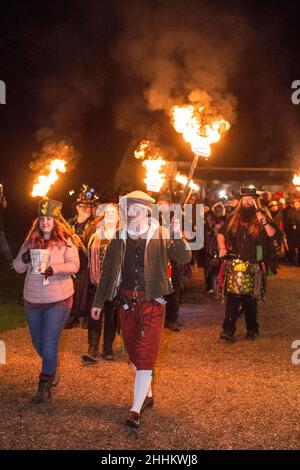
(225, 197, 239, 217)
(0, 188, 13, 265)
(157, 193, 182, 332)
(65, 191, 94, 329)
(82, 203, 119, 364)
(283, 194, 300, 266)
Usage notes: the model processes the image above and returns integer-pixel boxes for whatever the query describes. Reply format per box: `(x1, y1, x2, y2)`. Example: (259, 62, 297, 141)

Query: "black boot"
(82, 329, 100, 365)
(32, 378, 52, 404)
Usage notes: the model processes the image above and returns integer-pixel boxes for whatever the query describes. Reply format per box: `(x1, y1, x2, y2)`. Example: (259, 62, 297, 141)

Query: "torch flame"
(142, 158, 166, 193)
(32, 159, 67, 197)
(293, 173, 300, 192)
(171, 104, 230, 157)
(176, 173, 199, 191)
(293, 173, 300, 187)
(134, 140, 152, 160)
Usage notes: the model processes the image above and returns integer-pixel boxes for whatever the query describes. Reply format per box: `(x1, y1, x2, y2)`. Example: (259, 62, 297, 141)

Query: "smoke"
(112, 0, 250, 141)
(30, 10, 106, 175)
(29, 128, 79, 173)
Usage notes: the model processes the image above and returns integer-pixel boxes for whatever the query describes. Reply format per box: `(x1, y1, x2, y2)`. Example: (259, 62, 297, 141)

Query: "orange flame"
(134, 140, 152, 160)
(171, 104, 230, 157)
(32, 159, 67, 197)
(175, 173, 199, 191)
(293, 173, 300, 187)
(293, 173, 300, 192)
(142, 158, 166, 193)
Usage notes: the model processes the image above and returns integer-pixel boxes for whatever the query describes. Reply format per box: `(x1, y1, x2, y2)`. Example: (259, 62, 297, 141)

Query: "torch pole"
(179, 153, 200, 207)
(184, 187, 194, 206)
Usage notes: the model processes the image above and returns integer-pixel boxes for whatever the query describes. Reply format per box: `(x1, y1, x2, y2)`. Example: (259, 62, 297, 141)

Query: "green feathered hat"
(38, 199, 62, 219)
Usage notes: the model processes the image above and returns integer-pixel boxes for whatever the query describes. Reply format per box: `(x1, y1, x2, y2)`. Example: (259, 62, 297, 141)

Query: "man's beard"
(240, 205, 256, 222)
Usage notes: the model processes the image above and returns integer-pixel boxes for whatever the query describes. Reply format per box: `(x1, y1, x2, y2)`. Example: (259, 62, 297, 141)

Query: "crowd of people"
(1, 182, 300, 429)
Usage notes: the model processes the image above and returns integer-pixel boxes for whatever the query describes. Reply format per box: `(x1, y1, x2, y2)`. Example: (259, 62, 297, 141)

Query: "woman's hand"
(42, 266, 53, 280)
(21, 250, 31, 264)
(91, 307, 102, 320)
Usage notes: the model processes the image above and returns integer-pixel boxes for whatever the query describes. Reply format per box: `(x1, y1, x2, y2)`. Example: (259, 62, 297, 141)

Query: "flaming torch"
(134, 140, 166, 194)
(175, 173, 199, 204)
(142, 158, 166, 193)
(32, 159, 67, 198)
(293, 173, 300, 192)
(171, 102, 230, 205)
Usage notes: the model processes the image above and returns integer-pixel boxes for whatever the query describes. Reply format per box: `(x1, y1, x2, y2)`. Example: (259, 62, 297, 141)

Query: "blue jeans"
(25, 305, 71, 375)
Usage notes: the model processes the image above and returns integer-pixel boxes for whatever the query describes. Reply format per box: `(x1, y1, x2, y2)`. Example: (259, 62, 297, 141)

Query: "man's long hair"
(227, 199, 263, 238)
(24, 217, 79, 249)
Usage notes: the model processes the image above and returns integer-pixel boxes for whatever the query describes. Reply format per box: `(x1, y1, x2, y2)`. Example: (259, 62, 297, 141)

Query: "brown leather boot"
(125, 411, 140, 428)
(31, 378, 52, 404)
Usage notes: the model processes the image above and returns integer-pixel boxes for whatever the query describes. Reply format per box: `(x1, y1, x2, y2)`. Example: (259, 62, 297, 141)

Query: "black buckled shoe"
(245, 331, 259, 340)
(165, 321, 180, 332)
(32, 379, 52, 404)
(219, 331, 235, 343)
(102, 352, 115, 361)
(82, 353, 99, 365)
(125, 411, 140, 429)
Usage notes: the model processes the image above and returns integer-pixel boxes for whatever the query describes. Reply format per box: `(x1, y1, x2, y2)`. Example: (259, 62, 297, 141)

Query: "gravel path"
(1, 266, 300, 450)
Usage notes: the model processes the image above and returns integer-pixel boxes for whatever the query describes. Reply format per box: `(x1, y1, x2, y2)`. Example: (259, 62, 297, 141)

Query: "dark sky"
(1, 0, 300, 236)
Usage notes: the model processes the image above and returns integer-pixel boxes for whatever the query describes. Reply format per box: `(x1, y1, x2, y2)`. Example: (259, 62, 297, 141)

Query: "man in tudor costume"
(91, 191, 191, 428)
(217, 187, 282, 342)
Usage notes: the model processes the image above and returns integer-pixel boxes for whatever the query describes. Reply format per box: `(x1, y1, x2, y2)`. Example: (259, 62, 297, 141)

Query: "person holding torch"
(91, 190, 191, 429)
(217, 187, 282, 342)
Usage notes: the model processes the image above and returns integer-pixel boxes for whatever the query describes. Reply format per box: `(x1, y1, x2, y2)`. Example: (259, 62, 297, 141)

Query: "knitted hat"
(38, 199, 62, 219)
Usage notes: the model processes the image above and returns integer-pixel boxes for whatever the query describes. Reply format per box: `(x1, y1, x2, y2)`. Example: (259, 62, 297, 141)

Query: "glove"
(43, 266, 53, 280)
(22, 250, 31, 264)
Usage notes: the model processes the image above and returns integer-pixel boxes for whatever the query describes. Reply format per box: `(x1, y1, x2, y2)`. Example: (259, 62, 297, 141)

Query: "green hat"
(38, 199, 62, 219)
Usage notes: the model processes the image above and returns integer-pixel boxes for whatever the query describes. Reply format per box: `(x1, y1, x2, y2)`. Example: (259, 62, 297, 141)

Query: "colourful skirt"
(218, 259, 266, 300)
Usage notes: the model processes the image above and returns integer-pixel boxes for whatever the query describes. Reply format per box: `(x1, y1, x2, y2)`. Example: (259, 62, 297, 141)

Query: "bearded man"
(217, 187, 282, 342)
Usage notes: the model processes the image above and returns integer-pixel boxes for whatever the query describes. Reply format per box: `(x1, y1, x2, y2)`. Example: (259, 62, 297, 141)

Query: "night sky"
(1, 0, 300, 239)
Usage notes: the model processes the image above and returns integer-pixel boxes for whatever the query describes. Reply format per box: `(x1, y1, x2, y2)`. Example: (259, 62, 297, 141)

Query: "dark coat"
(93, 221, 191, 308)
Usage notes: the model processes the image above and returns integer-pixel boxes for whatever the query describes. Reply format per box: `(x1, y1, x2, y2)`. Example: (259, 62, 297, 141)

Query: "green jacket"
(92, 221, 191, 308)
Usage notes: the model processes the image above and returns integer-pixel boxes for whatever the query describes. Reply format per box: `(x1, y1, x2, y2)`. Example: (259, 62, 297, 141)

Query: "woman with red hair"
(13, 199, 80, 403)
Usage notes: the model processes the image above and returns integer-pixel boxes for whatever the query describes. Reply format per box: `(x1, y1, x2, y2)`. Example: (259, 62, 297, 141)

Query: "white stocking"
(130, 370, 152, 414)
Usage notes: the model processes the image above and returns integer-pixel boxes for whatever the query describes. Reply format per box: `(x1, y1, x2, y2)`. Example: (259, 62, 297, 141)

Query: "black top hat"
(239, 186, 259, 198)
